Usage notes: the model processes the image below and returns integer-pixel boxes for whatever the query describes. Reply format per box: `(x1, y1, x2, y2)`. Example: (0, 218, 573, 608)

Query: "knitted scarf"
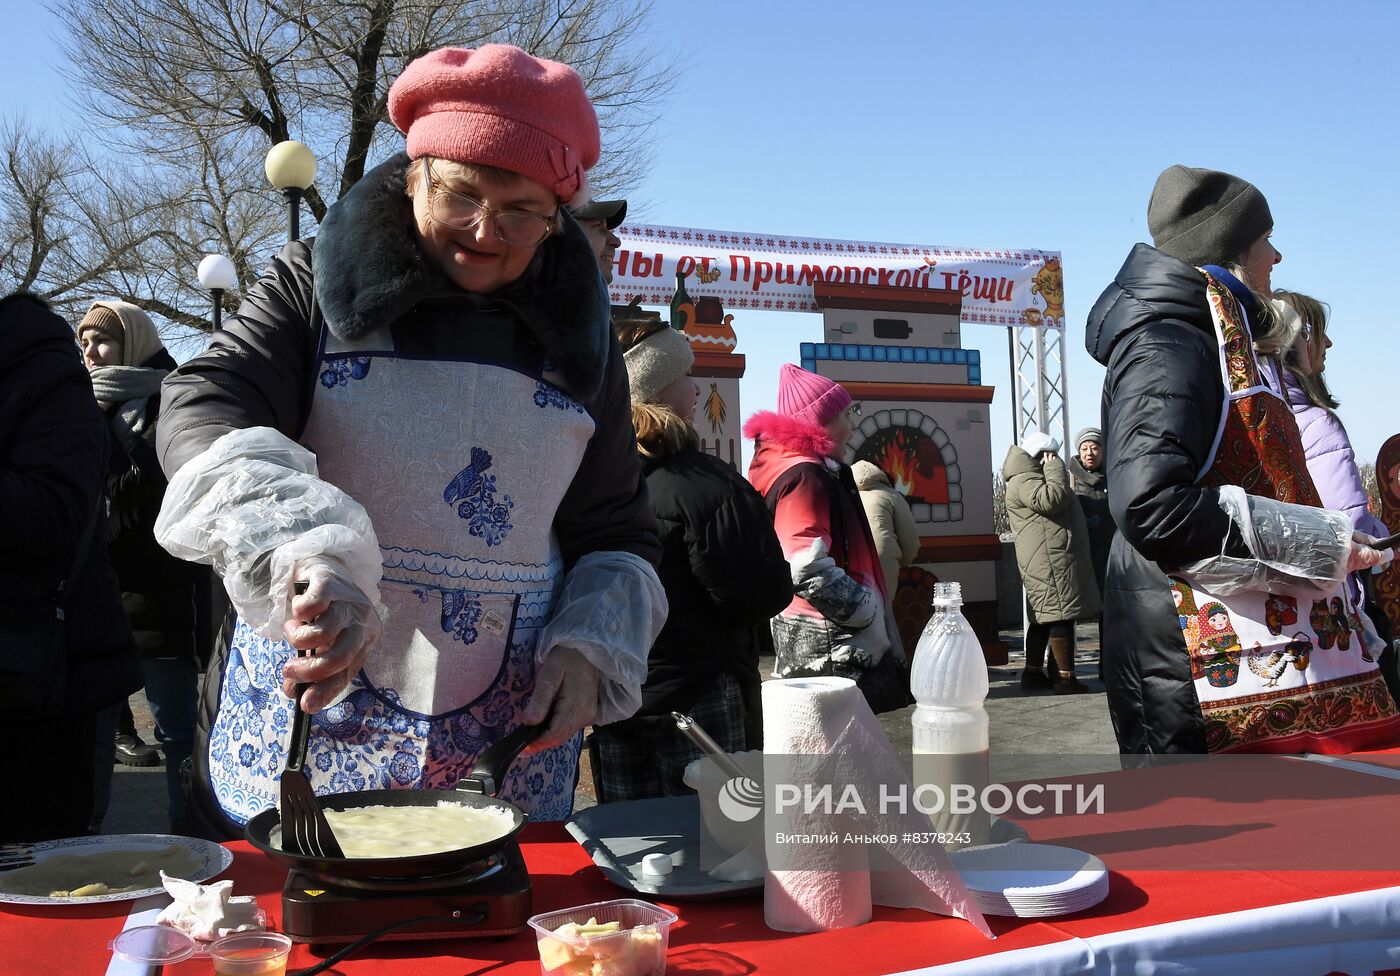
(89, 365, 167, 411)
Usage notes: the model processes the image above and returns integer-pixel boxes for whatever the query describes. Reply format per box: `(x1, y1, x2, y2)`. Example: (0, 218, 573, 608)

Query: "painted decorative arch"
(846, 407, 963, 523)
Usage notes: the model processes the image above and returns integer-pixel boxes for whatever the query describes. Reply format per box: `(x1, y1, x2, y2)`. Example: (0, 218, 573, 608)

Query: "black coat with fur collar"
(157, 155, 659, 570)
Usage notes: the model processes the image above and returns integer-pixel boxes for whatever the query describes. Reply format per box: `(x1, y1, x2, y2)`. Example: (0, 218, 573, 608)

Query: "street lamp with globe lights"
(264, 140, 317, 242)
(196, 254, 237, 332)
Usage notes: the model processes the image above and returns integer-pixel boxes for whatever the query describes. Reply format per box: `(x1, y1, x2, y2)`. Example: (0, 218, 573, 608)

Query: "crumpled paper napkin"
(154, 871, 264, 941)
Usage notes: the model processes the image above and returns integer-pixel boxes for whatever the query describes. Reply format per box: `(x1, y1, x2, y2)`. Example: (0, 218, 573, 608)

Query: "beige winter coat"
(1003, 446, 1101, 623)
(852, 460, 920, 601)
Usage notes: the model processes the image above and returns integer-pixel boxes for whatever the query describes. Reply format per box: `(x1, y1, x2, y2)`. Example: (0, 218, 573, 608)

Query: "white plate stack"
(948, 843, 1109, 918)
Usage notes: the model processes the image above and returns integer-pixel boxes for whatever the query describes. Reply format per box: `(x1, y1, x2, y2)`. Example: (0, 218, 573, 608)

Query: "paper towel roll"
(762, 677, 871, 932)
(760, 676, 995, 940)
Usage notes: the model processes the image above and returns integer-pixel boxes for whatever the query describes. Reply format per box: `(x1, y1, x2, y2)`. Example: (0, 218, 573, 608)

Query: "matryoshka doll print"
(1304, 596, 1349, 649)
(1197, 601, 1242, 688)
(1170, 576, 1201, 674)
(1263, 593, 1297, 636)
(1346, 604, 1375, 663)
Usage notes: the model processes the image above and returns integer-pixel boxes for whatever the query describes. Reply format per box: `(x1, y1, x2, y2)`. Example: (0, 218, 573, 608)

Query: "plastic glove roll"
(1178, 485, 1352, 596)
(536, 550, 667, 725)
(154, 427, 382, 639)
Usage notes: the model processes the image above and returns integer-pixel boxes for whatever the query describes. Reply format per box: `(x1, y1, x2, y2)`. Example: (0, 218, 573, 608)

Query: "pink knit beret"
(388, 45, 600, 203)
(777, 363, 853, 427)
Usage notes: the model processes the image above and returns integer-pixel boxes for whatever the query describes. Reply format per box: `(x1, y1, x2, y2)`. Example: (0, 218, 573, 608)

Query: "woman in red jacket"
(744, 364, 911, 714)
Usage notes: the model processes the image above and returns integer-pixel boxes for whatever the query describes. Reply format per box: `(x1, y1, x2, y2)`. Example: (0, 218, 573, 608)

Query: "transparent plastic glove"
(279, 554, 383, 713)
(1177, 484, 1352, 595)
(154, 427, 381, 639)
(1349, 533, 1396, 573)
(534, 551, 668, 726)
(521, 647, 600, 754)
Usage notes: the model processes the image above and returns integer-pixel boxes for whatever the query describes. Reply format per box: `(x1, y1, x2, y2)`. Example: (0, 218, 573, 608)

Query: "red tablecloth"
(5, 755, 1400, 975)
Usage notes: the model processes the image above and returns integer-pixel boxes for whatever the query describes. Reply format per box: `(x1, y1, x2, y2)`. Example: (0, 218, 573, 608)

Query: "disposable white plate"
(950, 842, 1109, 916)
(0, 833, 232, 906)
(968, 876, 1109, 916)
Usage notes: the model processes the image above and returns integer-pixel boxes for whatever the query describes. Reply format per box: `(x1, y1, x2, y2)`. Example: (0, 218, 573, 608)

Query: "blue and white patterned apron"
(206, 324, 594, 825)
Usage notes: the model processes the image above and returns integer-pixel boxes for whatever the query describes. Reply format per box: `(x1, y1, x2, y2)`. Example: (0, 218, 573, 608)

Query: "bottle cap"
(641, 853, 673, 876)
(932, 581, 963, 607)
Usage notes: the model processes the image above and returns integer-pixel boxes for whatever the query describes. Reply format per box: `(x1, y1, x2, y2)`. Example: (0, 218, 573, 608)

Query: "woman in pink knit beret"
(153, 45, 666, 837)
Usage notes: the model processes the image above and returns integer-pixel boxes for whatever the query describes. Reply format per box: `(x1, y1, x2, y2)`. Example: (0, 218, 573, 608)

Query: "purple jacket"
(1282, 368, 1388, 537)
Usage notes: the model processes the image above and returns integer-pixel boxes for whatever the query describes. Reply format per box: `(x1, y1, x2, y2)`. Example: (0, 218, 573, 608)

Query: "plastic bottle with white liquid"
(910, 581, 991, 849)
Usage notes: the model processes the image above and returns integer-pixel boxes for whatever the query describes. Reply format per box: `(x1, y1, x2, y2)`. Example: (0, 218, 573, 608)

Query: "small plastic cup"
(208, 931, 293, 976)
(528, 898, 676, 976)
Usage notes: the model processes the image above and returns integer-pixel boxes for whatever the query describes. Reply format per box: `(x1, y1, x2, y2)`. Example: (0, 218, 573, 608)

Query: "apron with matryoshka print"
(204, 323, 594, 825)
(1168, 272, 1400, 753)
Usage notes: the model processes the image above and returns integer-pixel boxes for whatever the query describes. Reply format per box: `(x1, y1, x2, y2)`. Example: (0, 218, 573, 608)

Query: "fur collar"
(743, 411, 836, 458)
(312, 154, 611, 401)
(744, 410, 838, 496)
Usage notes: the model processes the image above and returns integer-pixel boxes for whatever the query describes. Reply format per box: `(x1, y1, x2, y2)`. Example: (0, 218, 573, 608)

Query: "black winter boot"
(114, 701, 160, 767)
(1020, 667, 1053, 690)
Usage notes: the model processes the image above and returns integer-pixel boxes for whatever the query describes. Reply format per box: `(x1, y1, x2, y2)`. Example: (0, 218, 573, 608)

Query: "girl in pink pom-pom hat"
(743, 364, 913, 714)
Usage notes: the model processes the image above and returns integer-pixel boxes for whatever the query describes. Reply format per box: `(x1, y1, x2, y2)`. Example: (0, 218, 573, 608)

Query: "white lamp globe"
(197, 254, 237, 291)
(265, 140, 318, 192)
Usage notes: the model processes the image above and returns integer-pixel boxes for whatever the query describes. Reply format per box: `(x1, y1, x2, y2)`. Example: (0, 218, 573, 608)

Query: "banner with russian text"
(609, 223, 1064, 328)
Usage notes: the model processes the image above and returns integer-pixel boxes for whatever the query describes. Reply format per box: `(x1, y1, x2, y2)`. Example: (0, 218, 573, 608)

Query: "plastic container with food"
(527, 898, 676, 976)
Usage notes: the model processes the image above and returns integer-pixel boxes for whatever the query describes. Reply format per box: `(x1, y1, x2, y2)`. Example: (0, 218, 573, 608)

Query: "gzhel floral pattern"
(444, 447, 515, 547)
(319, 356, 372, 388)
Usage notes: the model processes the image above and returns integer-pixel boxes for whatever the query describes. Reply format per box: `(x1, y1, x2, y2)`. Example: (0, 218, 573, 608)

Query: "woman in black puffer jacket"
(590, 318, 793, 801)
(1070, 427, 1113, 680)
(0, 293, 140, 840)
(1087, 165, 1398, 755)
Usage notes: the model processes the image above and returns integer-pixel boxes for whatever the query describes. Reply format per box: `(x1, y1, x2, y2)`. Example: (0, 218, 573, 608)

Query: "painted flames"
(856, 426, 949, 505)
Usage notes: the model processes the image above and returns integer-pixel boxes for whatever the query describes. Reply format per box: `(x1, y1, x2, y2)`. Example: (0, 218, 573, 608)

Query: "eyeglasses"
(422, 159, 557, 248)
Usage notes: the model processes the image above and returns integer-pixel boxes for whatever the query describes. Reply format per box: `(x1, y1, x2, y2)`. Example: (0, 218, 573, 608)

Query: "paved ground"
(104, 625, 1119, 833)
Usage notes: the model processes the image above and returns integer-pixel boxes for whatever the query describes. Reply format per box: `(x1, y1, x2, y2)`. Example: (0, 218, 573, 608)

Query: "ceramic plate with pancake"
(0, 833, 232, 906)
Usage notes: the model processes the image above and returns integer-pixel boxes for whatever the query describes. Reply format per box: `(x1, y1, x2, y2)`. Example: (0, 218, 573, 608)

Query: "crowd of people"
(3, 44, 1398, 843)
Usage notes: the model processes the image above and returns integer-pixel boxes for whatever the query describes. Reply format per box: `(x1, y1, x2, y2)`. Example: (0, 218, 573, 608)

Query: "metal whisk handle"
(671, 711, 749, 781)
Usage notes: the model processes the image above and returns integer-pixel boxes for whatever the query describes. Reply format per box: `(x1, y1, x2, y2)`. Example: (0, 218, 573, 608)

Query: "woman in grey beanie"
(587, 319, 793, 801)
(1070, 427, 1113, 680)
(1084, 165, 1399, 754)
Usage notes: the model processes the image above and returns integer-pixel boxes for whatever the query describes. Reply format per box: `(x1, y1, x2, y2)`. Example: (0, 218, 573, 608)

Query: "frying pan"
(246, 720, 542, 881)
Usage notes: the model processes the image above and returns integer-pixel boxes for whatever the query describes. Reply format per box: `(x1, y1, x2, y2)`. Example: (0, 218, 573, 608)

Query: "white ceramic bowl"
(683, 750, 765, 855)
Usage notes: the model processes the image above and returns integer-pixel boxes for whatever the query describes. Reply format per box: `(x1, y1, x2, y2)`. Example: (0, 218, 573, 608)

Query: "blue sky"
(6, 0, 1399, 471)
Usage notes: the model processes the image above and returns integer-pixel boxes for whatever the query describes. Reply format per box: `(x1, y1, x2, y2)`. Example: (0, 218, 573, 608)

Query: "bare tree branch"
(35, 0, 676, 334)
(0, 116, 192, 332)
